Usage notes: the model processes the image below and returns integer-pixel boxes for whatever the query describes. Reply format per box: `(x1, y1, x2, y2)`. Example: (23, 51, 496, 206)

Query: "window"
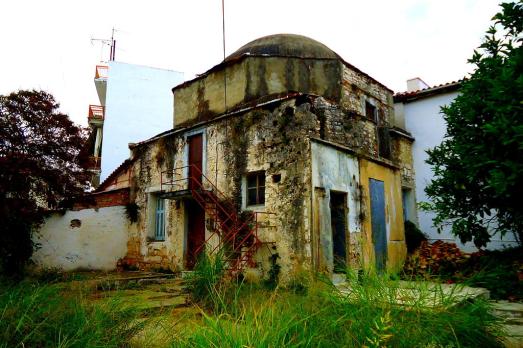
(365, 101, 376, 122)
(377, 126, 391, 159)
(155, 197, 166, 240)
(246, 171, 265, 206)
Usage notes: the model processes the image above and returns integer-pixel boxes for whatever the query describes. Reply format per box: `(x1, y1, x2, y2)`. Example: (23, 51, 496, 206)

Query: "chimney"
(407, 77, 429, 92)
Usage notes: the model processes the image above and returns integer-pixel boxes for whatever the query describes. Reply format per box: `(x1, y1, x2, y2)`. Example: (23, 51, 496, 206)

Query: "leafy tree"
(425, 1, 523, 248)
(0, 90, 89, 276)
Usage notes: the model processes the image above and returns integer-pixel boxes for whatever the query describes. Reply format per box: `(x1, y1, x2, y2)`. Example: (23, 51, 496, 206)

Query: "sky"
(0, 0, 503, 126)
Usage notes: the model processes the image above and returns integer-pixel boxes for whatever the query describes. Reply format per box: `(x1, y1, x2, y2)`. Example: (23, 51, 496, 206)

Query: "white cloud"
(0, 0, 501, 126)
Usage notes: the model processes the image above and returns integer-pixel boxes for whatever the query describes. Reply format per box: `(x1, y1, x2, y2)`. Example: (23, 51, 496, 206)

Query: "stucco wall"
(32, 206, 129, 271)
(173, 57, 342, 127)
(101, 62, 184, 181)
(401, 92, 518, 251)
(311, 141, 361, 273)
(359, 159, 406, 272)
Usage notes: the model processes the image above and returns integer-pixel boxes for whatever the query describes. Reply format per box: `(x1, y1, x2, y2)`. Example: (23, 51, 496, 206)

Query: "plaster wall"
(359, 159, 406, 272)
(101, 62, 184, 181)
(401, 92, 518, 250)
(311, 141, 361, 273)
(173, 57, 341, 127)
(32, 206, 129, 271)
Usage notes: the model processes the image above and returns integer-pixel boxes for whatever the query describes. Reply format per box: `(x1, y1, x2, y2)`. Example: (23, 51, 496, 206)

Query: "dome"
(225, 34, 340, 62)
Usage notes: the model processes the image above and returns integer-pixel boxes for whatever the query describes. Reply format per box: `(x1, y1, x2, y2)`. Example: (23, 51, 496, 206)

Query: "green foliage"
(0, 280, 144, 347)
(0, 90, 89, 276)
(460, 247, 523, 300)
(404, 220, 428, 253)
(264, 252, 281, 289)
(125, 202, 140, 223)
(425, 1, 523, 247)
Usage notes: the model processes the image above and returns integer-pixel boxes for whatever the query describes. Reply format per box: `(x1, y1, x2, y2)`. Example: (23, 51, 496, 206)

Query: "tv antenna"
(91, 28, 117, 61)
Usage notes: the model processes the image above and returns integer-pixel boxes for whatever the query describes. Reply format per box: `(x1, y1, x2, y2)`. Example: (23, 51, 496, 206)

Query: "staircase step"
(492, 301, 523, 320)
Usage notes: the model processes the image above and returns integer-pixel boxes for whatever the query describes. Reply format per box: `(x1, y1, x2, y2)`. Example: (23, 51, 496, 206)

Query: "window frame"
(154, 197, 166, 241)
(365, 101, 377, 123)
(245, 171, 266, 207)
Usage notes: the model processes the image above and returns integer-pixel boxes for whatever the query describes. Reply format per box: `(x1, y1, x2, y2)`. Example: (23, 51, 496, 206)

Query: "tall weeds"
(0, 280, 144, 347)
(176, 268, 503, 348)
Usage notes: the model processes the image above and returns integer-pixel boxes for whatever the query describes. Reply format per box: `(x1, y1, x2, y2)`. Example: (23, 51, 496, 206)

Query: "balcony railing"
(88, 105, 105, 121)
(86, 156, 101, 171)
(95, 65, 108, 79)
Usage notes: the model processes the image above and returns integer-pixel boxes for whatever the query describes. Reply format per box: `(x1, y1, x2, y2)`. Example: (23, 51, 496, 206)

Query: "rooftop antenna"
(91, 28, 117, 61)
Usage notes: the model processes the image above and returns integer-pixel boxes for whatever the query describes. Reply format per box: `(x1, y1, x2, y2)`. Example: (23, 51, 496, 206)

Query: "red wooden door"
(186, 133, 205, 269)
(188, 134, 203, 190)
(186, 199, 205, 269)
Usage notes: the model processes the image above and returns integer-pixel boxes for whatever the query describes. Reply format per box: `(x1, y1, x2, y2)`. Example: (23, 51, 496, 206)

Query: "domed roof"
(225, 34, 340, 62)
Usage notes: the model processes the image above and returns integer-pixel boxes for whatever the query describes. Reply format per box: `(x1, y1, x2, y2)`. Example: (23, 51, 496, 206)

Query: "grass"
(173, 255, 504, 348)
(0, 259, 506, 347)
(0, 279, 145, 347)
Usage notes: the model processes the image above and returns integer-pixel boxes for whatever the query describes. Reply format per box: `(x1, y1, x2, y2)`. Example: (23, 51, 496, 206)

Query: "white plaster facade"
(395, 82, 519, 251)
(32, 206, 130, 271)
(98, 62, 184, 181)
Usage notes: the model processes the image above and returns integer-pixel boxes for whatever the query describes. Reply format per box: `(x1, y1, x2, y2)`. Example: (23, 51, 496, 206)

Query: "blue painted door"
(369, 179, 387, 271)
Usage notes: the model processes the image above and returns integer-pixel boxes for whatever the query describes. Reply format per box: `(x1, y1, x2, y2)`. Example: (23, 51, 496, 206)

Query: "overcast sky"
(1, 0, 502, 126)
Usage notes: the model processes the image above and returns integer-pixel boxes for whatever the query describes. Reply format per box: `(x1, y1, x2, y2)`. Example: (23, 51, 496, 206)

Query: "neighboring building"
(35, 34, 413, 280)
(394, 78, 519, 251)
(85, 62, 184, 186)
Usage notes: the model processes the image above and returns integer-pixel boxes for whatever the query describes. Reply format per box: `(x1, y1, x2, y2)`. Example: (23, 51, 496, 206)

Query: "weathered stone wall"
(392, 135, 415, 188)
(340, 66, 394, 124)
(121, 134, 188, 272)
(126, 89, 408, 277)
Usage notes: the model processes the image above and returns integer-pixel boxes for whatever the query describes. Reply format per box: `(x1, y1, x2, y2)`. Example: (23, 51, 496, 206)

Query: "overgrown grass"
(0, 279, 145, 347)
(176, 256, 504, 347)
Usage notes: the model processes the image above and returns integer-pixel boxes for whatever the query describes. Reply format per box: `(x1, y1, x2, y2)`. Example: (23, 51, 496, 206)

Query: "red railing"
(161, 165, 273, 275)
(88, 105, 105, 121)
(95, 65, 108, 79)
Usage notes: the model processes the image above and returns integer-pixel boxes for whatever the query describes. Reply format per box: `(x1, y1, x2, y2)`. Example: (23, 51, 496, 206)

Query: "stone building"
(35, 34, 414, 279)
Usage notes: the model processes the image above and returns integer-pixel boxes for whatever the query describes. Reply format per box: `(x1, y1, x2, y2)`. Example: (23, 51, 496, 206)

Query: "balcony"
(94, 65, 108, 105)
(95, 65, 108, 79)
(88, 105, 105, 126)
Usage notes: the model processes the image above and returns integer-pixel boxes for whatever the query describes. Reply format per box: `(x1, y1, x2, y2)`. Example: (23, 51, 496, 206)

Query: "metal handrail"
(160, 164, 275, 274)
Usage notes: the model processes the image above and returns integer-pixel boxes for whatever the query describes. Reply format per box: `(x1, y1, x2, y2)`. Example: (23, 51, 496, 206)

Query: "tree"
(0, 90, 89, 276)
(425, 1, 523, 248)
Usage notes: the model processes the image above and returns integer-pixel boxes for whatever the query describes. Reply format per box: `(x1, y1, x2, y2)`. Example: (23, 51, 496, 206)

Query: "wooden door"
(188, 134, 203, 190)
(369, 179, 387, 272)
(186, 133, 205, 269)
(186, 199, 206, 269)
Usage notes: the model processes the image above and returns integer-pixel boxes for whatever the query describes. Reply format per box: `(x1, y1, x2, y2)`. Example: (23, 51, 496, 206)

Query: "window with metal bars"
(155, 197, 166, 240)
(246, 171, 265, 206)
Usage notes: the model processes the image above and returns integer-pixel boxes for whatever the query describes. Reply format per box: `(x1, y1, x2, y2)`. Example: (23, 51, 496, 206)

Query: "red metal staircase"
(161, 165, 271, 275)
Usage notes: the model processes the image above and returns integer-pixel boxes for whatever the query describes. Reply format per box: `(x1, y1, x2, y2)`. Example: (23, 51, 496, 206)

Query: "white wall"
(101, 62, 184, 181)
(32, 206, 129, 271)
(402, 92, 518, 251)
